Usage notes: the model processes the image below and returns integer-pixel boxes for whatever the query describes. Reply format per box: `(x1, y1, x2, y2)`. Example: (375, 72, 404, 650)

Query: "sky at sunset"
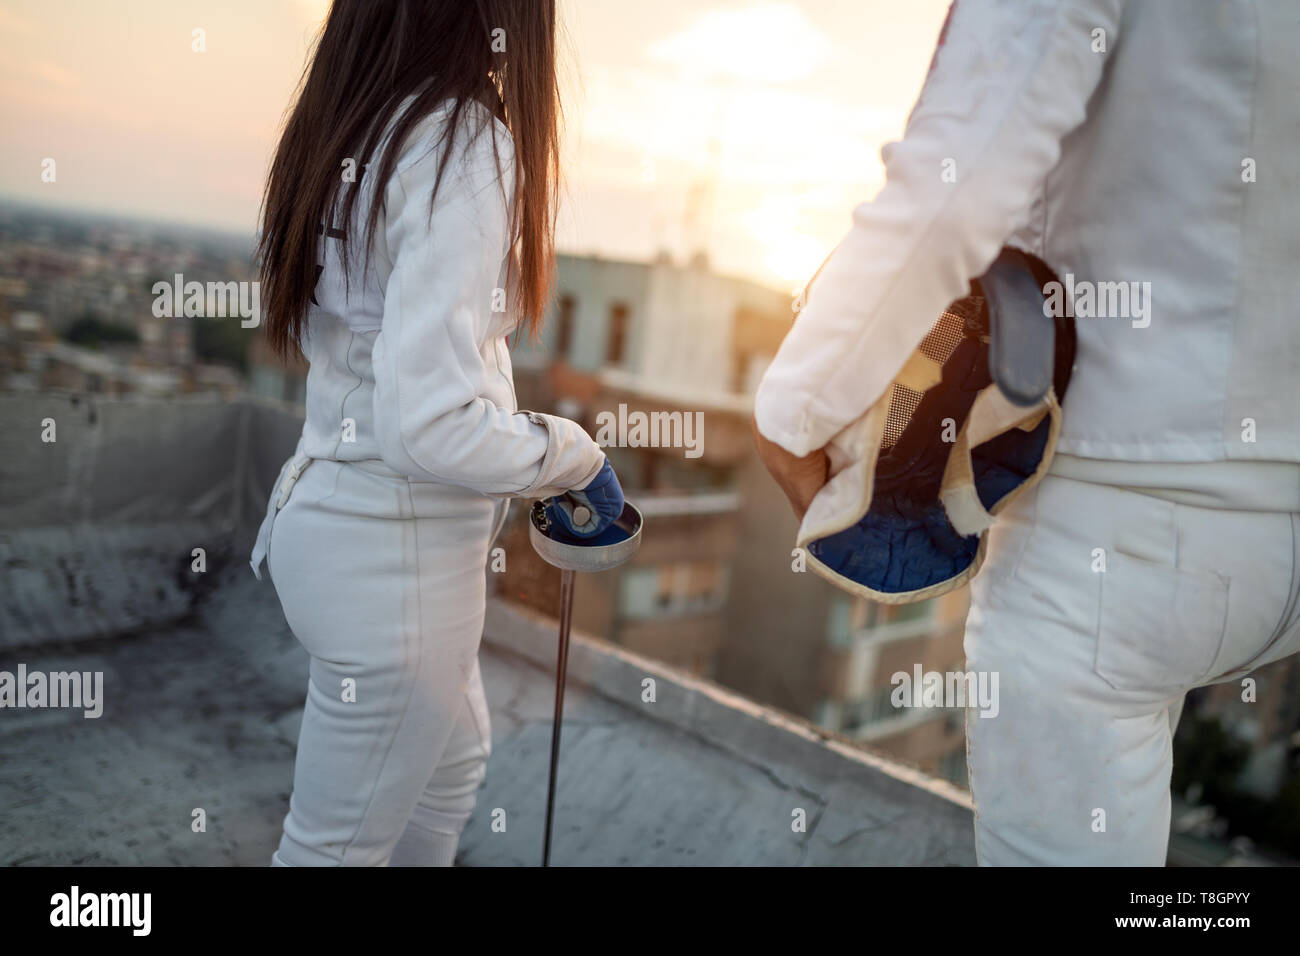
(0, 0, 951, 291)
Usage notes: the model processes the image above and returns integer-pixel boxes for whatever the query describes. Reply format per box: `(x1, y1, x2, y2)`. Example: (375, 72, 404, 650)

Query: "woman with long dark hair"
(249, 0, 623, 866)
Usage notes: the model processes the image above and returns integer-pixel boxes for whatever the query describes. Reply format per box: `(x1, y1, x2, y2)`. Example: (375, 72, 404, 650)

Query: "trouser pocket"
(250, 450, 314, 582)
(1094, 550, 1230, 695)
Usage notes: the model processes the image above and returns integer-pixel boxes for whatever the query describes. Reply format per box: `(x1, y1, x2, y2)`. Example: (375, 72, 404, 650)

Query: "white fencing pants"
(965, 473, 1300, 865)
(264, 458, 507, 866)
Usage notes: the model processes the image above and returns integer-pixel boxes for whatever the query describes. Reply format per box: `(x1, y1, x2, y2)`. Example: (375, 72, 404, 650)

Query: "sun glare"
(648, 2, 832, 84)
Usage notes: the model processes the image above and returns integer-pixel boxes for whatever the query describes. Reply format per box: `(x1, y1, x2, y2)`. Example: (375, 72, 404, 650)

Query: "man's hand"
(751, 417, 829, 523)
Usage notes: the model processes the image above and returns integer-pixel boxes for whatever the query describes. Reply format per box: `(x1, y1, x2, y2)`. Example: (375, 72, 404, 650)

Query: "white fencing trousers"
(264, 457, 508, 866)
(964, 473, 1300, 865)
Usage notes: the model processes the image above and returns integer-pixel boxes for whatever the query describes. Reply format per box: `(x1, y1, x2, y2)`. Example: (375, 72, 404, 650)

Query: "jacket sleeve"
(754, 0, 1125, 457)
(370, 108, 605, 498)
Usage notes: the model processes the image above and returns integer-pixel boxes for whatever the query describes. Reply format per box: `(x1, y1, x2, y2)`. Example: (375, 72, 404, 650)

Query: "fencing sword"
(529, 498, 642, 867)
(542, 562, 575, 868)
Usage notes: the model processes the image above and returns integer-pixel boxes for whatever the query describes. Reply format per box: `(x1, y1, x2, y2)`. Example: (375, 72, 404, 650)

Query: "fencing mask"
(796, 246, 1076, 604)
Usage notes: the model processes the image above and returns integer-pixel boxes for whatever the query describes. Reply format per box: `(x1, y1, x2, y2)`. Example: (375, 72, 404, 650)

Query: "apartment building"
(495, 251, 974, 786)
(499, 252, 782, 676)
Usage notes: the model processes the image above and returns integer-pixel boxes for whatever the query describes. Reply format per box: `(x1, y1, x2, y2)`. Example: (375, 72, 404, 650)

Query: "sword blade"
(542, 567, 576, 867)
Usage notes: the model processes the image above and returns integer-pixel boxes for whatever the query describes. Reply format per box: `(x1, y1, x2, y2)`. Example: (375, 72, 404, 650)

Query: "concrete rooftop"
(0, 392, 975, 866)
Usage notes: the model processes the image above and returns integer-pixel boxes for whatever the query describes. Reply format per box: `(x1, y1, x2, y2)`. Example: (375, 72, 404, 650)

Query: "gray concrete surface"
(0, 564, 975, 866)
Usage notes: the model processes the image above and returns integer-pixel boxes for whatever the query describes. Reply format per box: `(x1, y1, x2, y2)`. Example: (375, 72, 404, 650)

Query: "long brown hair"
(257, 0, 561, 360)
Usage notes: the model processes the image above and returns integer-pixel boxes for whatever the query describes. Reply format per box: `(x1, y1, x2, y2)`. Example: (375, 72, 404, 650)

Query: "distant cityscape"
(2, 198, 1297, 865)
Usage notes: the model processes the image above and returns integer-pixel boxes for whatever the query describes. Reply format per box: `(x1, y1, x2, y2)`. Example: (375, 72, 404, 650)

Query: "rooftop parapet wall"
(471, 600, 975, 865)
(0, 392, 302, 649)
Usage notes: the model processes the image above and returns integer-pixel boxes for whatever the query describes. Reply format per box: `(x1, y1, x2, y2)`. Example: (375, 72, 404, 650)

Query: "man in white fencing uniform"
(753, 0, 1300, 865)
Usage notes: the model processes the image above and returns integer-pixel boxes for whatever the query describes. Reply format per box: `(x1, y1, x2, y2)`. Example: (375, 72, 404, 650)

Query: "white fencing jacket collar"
(756, 0, 1300, 547)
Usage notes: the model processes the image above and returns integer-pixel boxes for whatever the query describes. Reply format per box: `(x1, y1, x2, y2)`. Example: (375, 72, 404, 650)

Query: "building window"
(886, 600, 935, 625)
(556, 294, 575, 358)
(606, 302, 629, 365)
(827, 597, 882, 647)
(828, 596, 940, 648)
(621, 561, 729, 619)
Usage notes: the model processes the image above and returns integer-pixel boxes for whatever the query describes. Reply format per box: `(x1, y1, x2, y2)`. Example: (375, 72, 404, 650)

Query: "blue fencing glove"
(544, 457, 624, 542)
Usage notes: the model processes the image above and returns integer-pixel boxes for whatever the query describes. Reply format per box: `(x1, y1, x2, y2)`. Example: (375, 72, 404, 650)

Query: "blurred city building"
(493, 250, 973, 786)
(0, 203, 254, 400)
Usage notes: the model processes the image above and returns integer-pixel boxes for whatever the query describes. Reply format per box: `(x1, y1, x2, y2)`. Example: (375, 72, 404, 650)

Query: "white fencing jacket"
(756, 0, 1300, 475)
(296, 98, 604, 501)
